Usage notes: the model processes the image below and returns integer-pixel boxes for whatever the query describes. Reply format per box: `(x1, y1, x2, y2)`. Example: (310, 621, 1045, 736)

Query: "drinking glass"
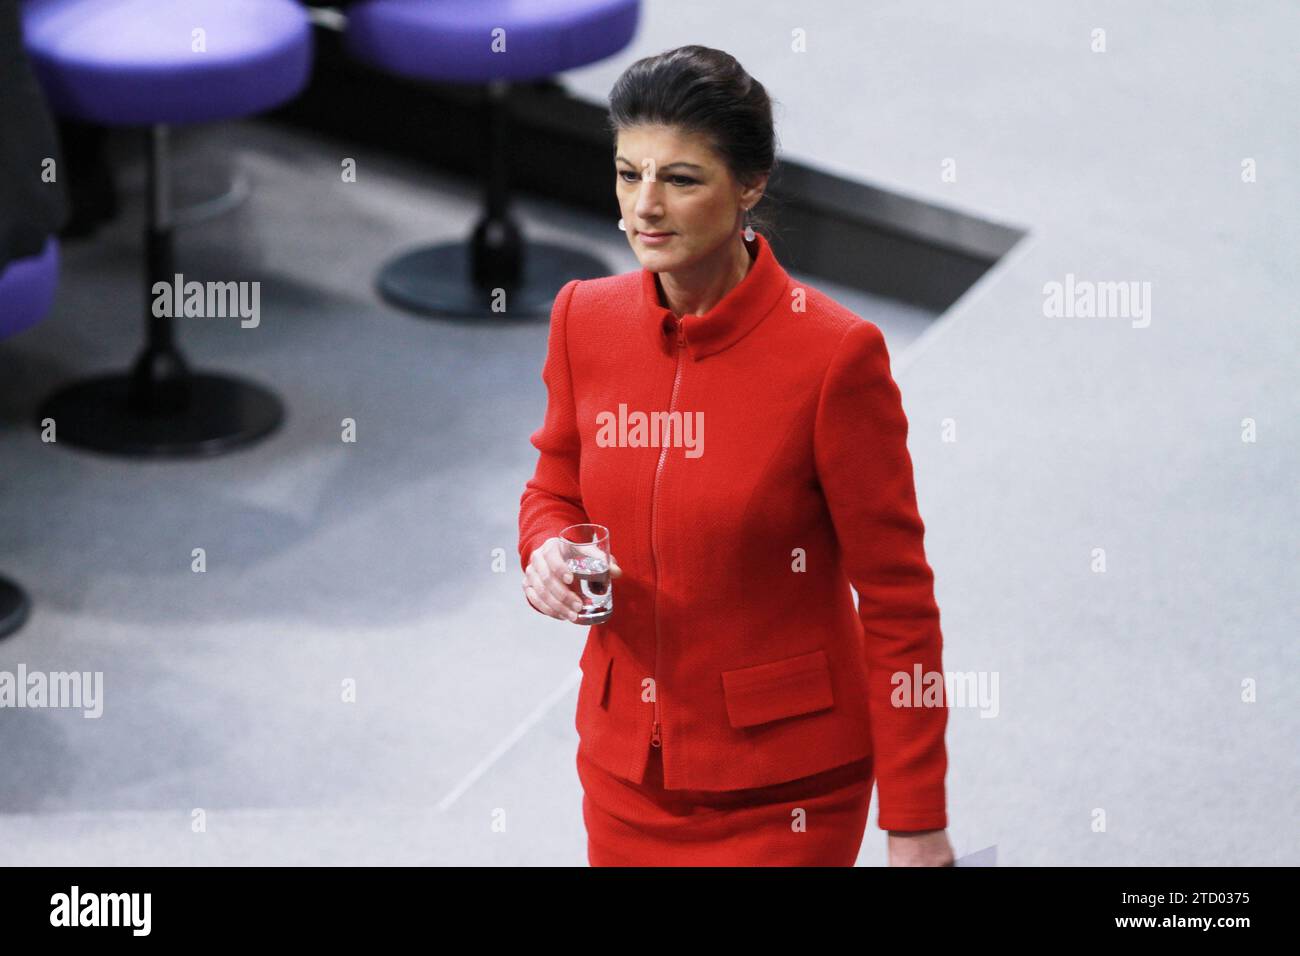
(559, 523, 613, 624)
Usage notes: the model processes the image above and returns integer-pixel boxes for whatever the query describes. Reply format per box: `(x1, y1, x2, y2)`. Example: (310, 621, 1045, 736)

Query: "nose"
(633, 179, 663, 223)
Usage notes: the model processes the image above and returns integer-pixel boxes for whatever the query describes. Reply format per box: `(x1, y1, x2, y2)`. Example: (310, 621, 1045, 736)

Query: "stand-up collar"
(641, 230, 790, 360)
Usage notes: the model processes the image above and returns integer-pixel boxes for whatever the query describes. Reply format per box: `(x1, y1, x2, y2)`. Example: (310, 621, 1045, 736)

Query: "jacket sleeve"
(813, 319, 949, 832)
(518, 279, 590, 588)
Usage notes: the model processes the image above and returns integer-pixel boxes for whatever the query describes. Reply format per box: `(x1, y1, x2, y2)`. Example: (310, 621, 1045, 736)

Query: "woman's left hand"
(887, 829, 955, 866)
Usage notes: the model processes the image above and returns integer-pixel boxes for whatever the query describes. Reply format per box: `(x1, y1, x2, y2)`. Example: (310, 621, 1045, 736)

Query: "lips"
(640, 231, 672, 237)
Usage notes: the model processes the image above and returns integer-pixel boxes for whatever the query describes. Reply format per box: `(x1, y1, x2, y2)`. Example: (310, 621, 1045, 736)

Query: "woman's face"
(614, 124, 763, 272)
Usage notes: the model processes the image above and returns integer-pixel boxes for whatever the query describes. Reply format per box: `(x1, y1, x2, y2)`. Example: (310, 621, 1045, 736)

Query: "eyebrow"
(614, 156, 705, 171)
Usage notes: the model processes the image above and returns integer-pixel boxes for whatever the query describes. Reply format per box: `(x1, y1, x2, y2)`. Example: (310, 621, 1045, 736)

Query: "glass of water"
(559, 523, 613, 624)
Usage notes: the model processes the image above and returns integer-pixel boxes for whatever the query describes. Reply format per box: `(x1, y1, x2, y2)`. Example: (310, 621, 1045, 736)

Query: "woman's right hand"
(523, 536, 622, 622)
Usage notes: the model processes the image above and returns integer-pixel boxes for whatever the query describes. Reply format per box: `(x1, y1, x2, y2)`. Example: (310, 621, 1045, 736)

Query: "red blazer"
(518, 232, 948, 831)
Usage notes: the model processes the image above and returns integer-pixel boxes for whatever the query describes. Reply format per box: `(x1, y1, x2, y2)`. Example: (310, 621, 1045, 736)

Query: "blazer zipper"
(649, 319, 686, 750)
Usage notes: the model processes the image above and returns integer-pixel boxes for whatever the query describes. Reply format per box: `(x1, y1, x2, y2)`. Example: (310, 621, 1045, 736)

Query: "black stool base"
(0, 576, 31, 639)
(37, 371, 283, 458)
(377, 240, 610, 319)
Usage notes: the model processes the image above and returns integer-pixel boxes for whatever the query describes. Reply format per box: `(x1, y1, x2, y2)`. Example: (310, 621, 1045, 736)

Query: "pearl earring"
(743, 209, 755, 242)
(618, 217, 626, 232)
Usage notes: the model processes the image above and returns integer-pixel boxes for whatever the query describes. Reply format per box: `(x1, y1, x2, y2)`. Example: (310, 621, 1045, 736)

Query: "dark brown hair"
(607, 45, 782, 240)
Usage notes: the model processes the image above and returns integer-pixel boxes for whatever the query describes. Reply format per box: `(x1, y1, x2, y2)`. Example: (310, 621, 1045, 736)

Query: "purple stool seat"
(345, 0, 639, 83)
(1, 236, 59, 639)
(0, 238, 60, 341)
(341, 0, 639, 319)
(22, 0, 313, 125)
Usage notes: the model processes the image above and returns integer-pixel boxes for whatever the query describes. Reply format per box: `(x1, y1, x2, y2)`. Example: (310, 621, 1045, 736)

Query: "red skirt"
(578, 740, 875, 866)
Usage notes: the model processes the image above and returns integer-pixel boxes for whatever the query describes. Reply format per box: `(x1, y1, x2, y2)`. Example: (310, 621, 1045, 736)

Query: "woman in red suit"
(519, 45, 954, 867)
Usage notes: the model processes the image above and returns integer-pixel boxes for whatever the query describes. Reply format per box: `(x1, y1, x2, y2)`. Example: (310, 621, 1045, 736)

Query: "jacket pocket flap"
(721, 649, 835, 729)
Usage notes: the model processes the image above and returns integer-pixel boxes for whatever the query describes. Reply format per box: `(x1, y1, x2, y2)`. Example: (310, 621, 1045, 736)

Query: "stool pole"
(128, 123, 192, 414)
(469, 79, 523, 289)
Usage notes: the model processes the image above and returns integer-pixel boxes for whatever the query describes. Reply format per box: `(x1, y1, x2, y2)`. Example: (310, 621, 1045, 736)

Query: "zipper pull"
(676, 323, 686, 348)
(651, 721, 662, 748)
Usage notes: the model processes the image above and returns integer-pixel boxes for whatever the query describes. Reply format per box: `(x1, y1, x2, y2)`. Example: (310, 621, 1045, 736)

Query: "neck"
(657, 235, 754, 318)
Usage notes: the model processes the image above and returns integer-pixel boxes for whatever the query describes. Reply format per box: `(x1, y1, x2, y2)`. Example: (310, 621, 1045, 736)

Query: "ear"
(740, 173, 769, 211)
